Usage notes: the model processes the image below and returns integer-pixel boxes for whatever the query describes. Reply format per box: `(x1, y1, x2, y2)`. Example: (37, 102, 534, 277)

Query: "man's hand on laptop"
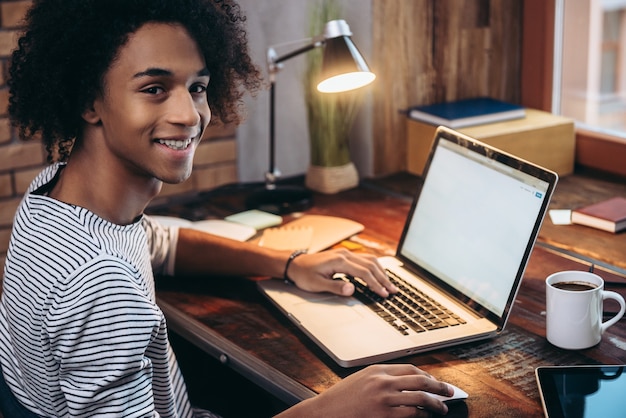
(285, 248, 399, 297)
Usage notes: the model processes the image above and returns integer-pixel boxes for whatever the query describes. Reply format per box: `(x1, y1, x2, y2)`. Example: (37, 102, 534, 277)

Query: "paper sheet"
(548, 209, 572, 225)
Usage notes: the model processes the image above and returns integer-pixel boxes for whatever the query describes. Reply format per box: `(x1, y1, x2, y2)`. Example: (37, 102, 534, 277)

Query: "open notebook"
(258, 126, 558, 367)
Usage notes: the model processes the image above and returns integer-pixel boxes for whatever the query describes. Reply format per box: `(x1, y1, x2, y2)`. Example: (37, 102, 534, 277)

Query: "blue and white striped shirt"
(1, 163, 217, 417)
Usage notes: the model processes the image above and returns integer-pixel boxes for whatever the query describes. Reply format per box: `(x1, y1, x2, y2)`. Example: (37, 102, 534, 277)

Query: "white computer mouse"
(426, 382, 469, 403)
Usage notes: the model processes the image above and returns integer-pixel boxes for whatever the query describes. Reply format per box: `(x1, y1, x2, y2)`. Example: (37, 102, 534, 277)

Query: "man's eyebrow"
(133, 67, 210, 79)
(133, 68, 172, 78)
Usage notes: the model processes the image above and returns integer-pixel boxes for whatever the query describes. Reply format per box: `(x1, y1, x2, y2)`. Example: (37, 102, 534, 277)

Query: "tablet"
(536, 365, 626, 418)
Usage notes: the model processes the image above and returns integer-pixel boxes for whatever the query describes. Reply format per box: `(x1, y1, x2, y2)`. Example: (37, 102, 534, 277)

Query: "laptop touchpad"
(293, 296, 365, 325)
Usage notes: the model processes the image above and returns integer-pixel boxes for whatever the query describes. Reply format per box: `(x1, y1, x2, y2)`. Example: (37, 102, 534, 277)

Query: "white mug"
(546, 270, 626, 350)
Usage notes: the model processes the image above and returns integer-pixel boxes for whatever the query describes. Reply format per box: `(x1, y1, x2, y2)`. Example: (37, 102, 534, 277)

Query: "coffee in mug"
(546, 270, 626, 350)
(551, 281, 597, 291)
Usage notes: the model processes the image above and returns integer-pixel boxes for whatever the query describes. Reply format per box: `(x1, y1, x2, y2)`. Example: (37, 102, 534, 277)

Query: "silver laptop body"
(258, 126, 558, 367)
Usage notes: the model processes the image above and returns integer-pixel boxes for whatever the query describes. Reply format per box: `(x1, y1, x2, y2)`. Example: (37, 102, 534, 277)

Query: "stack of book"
(406, 97, 526, 128)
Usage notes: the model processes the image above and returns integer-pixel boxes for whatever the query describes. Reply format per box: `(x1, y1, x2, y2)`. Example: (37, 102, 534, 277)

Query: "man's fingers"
(307, 276, 355, 296)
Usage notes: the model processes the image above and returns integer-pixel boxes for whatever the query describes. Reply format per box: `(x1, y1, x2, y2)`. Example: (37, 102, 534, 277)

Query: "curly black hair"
(8, 0, 262, 162)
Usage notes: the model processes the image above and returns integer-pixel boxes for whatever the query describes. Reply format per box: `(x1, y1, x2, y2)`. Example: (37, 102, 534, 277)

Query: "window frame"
(522, 0, 626, 177)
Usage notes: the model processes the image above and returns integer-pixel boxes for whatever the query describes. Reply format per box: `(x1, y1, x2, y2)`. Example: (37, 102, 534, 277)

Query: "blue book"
(407, 97, 525, 128)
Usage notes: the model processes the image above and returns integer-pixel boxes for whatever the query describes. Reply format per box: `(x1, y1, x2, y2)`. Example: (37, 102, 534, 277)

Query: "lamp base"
(245, 185, 313, 215)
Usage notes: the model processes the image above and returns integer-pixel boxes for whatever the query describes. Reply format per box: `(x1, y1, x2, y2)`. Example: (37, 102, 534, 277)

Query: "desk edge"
(157, 297, 316, 406)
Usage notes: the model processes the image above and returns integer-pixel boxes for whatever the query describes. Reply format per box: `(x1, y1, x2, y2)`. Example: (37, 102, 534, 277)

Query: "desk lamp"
(245, 19, 375, 214)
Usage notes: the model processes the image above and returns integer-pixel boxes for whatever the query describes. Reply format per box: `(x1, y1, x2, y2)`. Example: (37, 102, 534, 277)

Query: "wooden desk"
(537, 170, 626, 273)
(152, 171, 626, 417)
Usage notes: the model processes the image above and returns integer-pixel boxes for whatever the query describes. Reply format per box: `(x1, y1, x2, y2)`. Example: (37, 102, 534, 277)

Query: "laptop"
(258, 126, 558, 367)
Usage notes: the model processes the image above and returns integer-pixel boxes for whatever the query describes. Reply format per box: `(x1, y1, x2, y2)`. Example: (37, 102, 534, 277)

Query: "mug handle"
(601, 291, 626, 333)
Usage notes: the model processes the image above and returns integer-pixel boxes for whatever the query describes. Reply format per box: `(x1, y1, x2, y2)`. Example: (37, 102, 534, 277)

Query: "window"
(555, 0, 626, 136)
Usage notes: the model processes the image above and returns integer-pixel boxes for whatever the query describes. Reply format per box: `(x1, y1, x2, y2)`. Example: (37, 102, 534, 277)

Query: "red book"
(571, 197, 626, 233)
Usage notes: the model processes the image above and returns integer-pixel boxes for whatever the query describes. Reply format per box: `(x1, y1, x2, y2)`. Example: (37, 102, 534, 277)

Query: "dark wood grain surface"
(157, 245, 626, 418)
(370, 1, 523, 175)
(538, 169, 626, 272)
(153, 170, 626, 417)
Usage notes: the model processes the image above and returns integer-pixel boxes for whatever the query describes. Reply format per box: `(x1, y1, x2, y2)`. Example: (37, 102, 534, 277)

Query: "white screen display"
(400, 139, 550, 316)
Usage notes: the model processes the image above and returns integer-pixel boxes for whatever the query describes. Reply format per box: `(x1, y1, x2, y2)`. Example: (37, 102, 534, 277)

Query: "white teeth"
(158, 138, 192, 150)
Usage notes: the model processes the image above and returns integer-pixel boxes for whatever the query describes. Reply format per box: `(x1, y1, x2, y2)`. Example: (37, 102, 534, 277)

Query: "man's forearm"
(174, 227, 291, 278)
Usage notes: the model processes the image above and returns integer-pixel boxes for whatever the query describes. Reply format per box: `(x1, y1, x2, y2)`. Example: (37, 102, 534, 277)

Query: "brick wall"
(0, 0, 239, 273)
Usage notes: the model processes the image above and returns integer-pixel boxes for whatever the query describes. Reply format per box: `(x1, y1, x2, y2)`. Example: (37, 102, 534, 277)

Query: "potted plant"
(303, 0, 364, 194)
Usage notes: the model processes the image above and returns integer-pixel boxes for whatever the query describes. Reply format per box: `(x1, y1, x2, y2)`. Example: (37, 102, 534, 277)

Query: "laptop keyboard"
(342, 270, 467, 336)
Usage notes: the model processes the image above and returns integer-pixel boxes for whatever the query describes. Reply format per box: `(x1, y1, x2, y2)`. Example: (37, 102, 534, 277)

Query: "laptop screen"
(399, 128, 556, 321)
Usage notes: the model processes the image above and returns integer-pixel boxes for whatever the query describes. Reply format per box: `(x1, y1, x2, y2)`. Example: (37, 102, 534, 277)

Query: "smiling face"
(86, 22, 211, 185)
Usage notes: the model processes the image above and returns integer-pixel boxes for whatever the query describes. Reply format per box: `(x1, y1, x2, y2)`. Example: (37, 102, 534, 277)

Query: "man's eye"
(190, 84, 207, 94)
(142, 86, 164, 95)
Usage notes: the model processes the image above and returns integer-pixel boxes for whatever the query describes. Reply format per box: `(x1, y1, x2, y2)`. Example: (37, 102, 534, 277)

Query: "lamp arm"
(267, 19, 351, 72)
(273, 40, 323, 65)
(267, 35, 325, 81)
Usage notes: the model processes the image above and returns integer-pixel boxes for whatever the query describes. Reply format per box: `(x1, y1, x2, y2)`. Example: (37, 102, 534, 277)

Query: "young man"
(0, 0, 453, 416)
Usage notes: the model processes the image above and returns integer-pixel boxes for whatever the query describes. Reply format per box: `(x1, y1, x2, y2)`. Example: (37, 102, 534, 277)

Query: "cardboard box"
(407, 109, 575, 176)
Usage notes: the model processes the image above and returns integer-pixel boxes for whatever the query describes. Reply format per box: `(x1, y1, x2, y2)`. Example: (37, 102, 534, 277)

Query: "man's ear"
(81, 103, 101, 125)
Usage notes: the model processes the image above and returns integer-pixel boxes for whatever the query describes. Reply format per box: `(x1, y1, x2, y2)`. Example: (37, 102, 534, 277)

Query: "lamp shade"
(317, 35, 376, 93)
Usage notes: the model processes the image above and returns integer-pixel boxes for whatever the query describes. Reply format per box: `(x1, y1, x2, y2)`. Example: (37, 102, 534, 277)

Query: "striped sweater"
(0, 164, 217, 417)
